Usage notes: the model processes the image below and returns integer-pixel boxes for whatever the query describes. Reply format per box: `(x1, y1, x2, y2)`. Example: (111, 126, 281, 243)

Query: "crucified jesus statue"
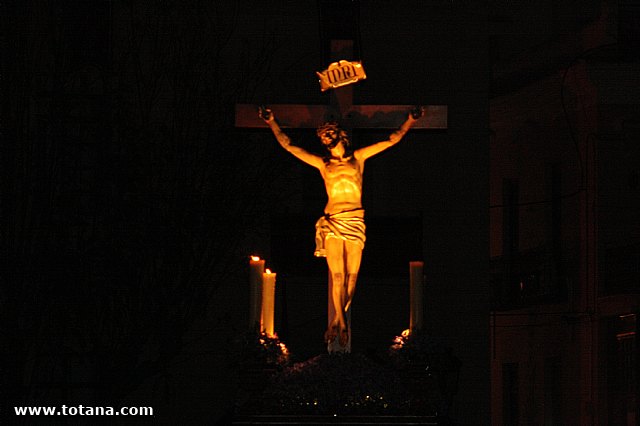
(259, 106, 424, 349)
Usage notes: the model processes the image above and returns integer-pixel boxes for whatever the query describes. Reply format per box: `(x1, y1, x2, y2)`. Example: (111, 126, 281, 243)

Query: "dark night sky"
(4, 1, 489, 423)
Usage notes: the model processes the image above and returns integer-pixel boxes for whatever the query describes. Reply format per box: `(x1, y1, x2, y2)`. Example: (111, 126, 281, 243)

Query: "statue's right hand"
(258, 105, 273, 122)
(410, 106, 425, 120)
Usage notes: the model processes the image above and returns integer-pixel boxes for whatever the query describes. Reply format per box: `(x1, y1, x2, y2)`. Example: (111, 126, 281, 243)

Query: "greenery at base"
(235, 330, 460, 417)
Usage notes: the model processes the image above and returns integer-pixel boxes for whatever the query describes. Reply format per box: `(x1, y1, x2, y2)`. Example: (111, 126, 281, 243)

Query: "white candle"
(261, 269, 276, 337)
(410, 261, 424, 332)
(249, 256, 265, 331)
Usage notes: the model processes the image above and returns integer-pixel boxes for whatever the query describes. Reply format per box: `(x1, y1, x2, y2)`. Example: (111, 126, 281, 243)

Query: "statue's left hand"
(258, 105, 273, 122)
(410, 106, 425, 120)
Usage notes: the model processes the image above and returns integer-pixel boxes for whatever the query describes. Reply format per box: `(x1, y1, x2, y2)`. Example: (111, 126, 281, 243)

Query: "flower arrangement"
(234, 329, 459, 419)
(251, 353, 411, 415)
(236, 331, 290, 369)
(388, 329, 460, 417)
(388, 329, 445, 367)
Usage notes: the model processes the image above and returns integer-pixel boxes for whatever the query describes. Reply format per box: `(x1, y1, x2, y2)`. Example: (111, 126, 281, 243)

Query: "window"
(502, 178, 519, 258)
(544, 356, 562, 426)
(503, 362, 519, 426)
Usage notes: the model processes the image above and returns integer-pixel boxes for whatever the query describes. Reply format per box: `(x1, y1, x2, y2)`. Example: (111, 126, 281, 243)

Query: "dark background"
(3, 1, 488, 423)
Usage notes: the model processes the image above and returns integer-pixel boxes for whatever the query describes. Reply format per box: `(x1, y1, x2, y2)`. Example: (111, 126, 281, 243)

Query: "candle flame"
(250, 256, 260, 261)
(265, 269, 272, 274)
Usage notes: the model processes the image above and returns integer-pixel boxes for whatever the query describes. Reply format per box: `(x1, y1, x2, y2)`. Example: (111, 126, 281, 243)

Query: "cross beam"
(235, 40, 447, 131)
(235, 103, 447, 130)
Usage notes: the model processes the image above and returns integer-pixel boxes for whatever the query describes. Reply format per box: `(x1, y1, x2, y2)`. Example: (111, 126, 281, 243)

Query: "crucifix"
(236, 38, 447, 353)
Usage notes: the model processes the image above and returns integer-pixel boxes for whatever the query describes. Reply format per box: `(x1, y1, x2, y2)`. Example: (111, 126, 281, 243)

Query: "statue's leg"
(330, 240, 362, 346)
(343, 241, 363, 313)
(325, 273, 339, 343)
(325, 237, 346, 343)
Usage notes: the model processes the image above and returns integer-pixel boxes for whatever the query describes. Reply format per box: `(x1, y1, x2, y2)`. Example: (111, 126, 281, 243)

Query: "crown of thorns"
(316, 122, 349, 147)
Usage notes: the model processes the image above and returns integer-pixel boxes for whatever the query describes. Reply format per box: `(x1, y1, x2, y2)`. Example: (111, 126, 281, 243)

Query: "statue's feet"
(339, 328, 349, 347)
(324, 325, 338, 343)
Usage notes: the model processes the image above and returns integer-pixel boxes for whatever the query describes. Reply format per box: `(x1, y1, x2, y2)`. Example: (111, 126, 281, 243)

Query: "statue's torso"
(321, 155, 364, 215)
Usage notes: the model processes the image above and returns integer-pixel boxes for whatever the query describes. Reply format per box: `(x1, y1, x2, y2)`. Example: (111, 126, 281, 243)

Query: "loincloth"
(314, 209, 366, 257)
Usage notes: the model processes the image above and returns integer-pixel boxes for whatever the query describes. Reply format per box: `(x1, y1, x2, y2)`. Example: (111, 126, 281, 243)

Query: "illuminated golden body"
(322, 154, 363, 214)
(260, 107, 422, 348)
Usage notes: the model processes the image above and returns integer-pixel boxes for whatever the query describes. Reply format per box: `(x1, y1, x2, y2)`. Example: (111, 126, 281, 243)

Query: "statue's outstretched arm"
(354, 107, 424, 161)
(259, 106, 324, 170)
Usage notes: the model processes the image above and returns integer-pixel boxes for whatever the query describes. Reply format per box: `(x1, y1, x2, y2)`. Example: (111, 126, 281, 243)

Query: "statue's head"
(317, 122, 350, 150)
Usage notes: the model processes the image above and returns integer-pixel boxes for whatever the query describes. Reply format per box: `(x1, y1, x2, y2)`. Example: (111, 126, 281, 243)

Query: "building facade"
(490, 1, 640, 424)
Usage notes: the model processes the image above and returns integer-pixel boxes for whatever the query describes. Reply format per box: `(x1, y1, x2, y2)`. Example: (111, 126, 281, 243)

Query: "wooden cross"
(235, 40, 447, 131)
(235, 39, 447, 352)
